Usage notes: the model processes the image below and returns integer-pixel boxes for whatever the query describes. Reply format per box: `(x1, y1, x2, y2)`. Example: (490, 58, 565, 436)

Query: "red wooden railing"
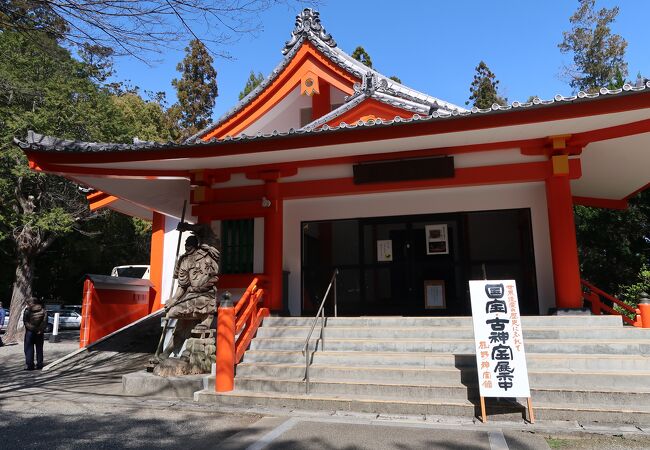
(581, 279, 641, 327)
(234, 277, 270, 363)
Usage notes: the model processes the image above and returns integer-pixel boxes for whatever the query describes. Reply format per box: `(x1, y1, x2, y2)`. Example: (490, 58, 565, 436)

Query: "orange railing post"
(638, 294, 650, 329)
(588, 291, 601, 315)
(215, 278, 270, 393)
(580, 279, 639, 326)
(216, 294, 235, 392)
(634, 309, 643, 327)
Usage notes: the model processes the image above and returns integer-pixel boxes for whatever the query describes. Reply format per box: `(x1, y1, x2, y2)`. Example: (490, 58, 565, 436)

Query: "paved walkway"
(1, 332, 649, 449)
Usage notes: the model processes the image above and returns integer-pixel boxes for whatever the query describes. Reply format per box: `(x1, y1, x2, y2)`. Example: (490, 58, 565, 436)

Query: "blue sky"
(111, 1, 650, 118)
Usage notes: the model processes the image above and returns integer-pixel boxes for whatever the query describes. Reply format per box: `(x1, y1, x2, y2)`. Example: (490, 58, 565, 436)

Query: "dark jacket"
(23, 304, 47, 333)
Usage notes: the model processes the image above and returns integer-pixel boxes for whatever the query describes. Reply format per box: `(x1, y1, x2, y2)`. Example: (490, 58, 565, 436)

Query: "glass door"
(301, 208, 538, 316)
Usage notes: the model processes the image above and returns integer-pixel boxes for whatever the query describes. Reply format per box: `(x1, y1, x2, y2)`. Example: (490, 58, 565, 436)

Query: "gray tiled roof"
(300, 71, 437, 131)
(14, 81, 650, 154)
(186, 8, 464, 142)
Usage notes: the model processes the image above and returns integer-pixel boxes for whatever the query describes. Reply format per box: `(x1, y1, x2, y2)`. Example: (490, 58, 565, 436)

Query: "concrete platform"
(122, 371, 207, 399)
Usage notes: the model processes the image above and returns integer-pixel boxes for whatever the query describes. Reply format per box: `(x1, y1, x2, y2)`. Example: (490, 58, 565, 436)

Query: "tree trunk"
(4, 253, 34, 343)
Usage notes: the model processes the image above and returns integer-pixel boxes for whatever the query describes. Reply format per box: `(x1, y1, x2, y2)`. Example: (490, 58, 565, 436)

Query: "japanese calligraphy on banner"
(469, 280, 530, 398)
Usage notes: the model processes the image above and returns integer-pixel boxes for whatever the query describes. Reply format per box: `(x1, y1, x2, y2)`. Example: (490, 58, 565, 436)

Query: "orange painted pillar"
(216, 297, 235, 392)
(149, 212, 166, 312)
(312, 79, 331, 121)
(264, 178, 283, 311)
(79, 278, 94, 348)
(545, 155, 582, 309)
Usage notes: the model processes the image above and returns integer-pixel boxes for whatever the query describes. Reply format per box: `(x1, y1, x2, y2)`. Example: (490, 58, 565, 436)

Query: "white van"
(110, 265, 150, 279)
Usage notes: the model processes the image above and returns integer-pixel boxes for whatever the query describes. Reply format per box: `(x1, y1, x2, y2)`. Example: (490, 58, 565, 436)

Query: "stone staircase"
(195, 315, 650, 423)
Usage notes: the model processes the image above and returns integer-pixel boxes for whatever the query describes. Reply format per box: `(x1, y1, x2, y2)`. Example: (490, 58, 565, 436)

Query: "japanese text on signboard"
(469, 280, 530, 398)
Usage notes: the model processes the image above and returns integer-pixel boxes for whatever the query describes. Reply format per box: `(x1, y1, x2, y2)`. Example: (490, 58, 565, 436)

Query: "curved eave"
(21, 88, 650, 166)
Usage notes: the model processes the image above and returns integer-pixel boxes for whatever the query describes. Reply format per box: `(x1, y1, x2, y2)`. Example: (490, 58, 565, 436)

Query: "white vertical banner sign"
(469, 280, 530, 398)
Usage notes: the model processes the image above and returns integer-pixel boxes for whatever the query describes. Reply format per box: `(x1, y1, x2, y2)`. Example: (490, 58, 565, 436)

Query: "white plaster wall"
(280, 150, 547, 184)
(283, 182, 555, 316)
(161, 216, 192, 304)
(240, 86, 311, 136)
(291, 164, 353, 182)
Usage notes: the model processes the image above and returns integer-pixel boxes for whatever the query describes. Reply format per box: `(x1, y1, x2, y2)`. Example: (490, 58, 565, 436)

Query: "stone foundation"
(153, 330, 216, 377)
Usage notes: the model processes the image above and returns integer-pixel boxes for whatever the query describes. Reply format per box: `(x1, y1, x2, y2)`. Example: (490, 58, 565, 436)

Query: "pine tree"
(239, 71, 265, 100)
(352, 46, 373, 68)
(466, 61, 507, 109)
(172, 39, 218, 138)
(558, 0, 628, 92)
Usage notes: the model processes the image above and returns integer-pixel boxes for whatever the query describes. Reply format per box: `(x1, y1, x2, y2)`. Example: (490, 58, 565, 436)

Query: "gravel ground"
(545, 434, 650, 449)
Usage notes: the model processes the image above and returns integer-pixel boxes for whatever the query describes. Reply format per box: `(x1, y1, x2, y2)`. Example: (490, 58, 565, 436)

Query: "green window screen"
(222, 219, 254, 274)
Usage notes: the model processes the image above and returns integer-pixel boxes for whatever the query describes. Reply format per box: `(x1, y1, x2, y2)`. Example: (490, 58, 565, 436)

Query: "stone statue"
(150, 234, 220, 376)
(164, 234, 219, 328)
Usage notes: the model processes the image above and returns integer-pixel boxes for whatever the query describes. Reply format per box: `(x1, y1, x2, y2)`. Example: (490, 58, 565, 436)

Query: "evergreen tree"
(574, 194, 650, 295)
(352, 46, 373, 68)
(466, 61, 507, 109)
(78, 43, 115, 83)
(172, 39, 218, 139)
(0, 29, 172, 342)
(239, 71, 265, 100)
(558, 2, 649, 304)
(111, 92, 180, 142)
(351, 46, 402, 83)
(558, 0, 628, 92)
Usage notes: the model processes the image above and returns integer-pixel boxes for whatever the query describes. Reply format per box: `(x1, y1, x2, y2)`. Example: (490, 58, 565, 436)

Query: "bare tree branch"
(0, 0, 308, 61)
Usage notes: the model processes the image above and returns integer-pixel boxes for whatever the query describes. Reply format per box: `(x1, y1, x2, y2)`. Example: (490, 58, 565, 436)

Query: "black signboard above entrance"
(353, 156, 455, 184)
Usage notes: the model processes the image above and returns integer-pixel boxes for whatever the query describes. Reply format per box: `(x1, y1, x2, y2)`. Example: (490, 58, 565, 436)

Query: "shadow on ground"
(0, 312, 163, 399)
(0, 405, 259, 450)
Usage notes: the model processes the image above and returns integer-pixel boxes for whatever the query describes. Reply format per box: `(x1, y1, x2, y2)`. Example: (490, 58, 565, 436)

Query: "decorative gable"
(192, 9, 464, 142)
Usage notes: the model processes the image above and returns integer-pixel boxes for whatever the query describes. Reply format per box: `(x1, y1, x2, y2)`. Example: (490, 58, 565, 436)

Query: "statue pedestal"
(150, 329, 216, 377)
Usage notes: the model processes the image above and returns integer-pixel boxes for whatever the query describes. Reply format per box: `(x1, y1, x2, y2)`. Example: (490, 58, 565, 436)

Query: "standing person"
(0, 301, 5, 347)
(23, 298, 47, 370)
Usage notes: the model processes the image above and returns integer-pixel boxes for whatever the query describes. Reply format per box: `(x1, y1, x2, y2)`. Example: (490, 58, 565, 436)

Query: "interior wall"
(283, 182, 555, 316)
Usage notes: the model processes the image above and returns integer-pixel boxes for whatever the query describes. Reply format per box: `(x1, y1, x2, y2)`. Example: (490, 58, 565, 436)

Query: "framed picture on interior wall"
(424, 280, 446, 309)
(425, 224, 449, 255)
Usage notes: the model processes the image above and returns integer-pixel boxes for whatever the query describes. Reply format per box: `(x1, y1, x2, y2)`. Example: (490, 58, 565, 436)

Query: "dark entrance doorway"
(301, 209, 538, 316)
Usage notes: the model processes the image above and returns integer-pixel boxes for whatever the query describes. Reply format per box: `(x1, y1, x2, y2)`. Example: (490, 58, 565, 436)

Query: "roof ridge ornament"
(282, 8, 337, 55)
(352, 70, 381, 96)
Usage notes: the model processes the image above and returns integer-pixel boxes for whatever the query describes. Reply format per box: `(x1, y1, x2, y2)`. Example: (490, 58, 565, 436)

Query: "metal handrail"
(302, 268, 339, 394)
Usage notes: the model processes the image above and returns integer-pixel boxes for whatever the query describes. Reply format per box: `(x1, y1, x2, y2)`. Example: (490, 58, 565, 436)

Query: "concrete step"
(263, 315, 624, 328)
(242, 350, 650, 371)
(234, 363, 649, 390)
(194, 389, 650, 424)
(232, 377, 650, 407)
(249, 337, 650, 355)
(256, 325, 650, 341)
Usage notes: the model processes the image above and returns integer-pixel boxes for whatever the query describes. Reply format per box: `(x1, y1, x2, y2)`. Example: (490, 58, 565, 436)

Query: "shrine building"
(16, 9, 650, 332)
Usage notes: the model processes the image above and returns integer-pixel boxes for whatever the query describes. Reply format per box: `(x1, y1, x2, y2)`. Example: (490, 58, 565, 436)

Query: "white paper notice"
(377, 240, 393, 262)
(469, 280, 531, 398)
